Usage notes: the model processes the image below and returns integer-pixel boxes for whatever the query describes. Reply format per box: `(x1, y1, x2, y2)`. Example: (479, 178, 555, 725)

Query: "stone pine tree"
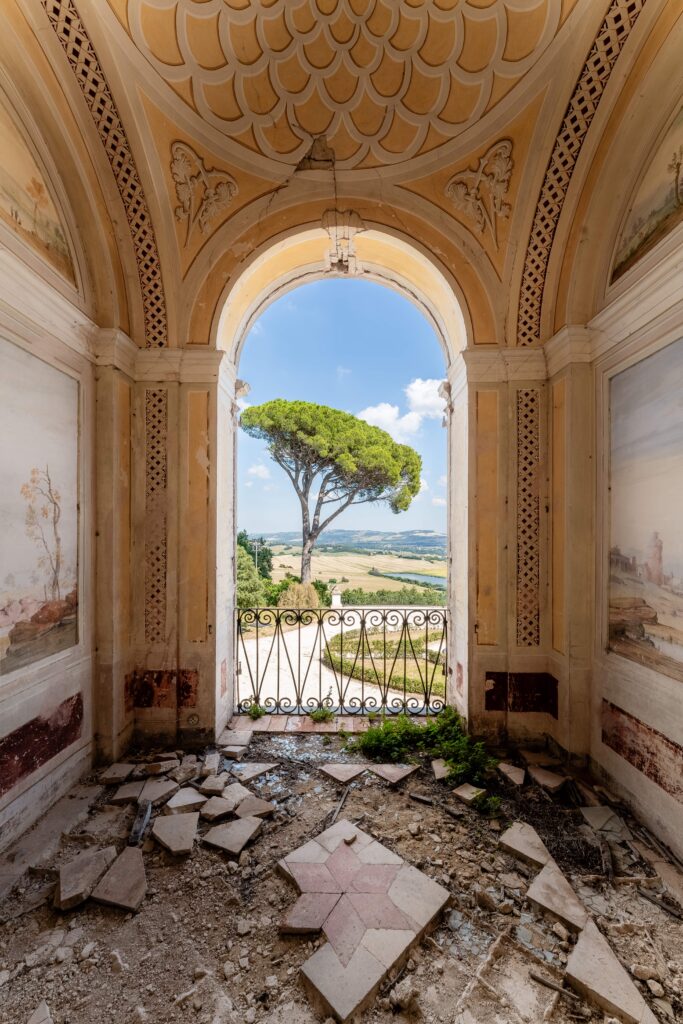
(240, 400, 422, 583)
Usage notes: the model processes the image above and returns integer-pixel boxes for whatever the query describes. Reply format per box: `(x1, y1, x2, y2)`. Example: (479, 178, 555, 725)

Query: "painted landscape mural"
(0, 338, 78, 675)
(612, 105, 683, 280)
(609, 337, 683, 682)
(0, 100, 75, 284)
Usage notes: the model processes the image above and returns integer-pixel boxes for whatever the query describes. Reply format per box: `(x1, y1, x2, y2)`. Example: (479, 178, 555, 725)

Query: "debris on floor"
(0, 723, 681, 1024)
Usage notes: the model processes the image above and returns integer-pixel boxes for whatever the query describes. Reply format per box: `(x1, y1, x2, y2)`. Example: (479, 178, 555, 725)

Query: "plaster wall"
(0, 255, 96, 853)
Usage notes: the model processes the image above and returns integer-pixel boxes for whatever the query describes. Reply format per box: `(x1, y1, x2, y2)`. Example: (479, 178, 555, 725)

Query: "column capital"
(462, 346, 547, 383)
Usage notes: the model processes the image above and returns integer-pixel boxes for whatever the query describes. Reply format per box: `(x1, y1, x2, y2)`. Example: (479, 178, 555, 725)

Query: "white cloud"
(405, 378, 446, 419)
(419, 477, 429, 492)
(237, 397, 251, 411)
(248, 464, 271, 480)
(438, 474, 447, 488)
(432, 497, 447, 507)
(336, 365, 351, 380)
(244, 480, 254, 488)
(356, 403, 422, 443)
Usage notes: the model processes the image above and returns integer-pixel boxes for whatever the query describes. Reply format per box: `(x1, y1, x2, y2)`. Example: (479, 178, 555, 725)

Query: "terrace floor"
(1, 729, 682, 1024)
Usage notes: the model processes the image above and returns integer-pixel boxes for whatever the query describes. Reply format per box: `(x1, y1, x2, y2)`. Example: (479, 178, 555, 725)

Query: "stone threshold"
(229, 714, 432, 735)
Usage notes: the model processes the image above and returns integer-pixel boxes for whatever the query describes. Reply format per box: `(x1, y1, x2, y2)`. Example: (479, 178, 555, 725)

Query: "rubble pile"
(0, 722, 681, 1024)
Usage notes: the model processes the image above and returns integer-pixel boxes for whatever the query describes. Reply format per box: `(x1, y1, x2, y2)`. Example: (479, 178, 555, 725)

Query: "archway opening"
(214, 224, 470, 721)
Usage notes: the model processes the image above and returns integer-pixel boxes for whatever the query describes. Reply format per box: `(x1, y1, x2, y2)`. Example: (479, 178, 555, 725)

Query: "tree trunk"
(301, 535, 315, 583)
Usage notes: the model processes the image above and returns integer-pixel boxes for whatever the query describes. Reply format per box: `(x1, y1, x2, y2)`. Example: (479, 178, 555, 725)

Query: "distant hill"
(262, 529, 446, 555)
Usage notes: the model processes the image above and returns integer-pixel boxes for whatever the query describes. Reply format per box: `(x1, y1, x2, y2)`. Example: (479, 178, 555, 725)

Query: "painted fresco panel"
(0, 101, 75, 284)
(0, 339, 79, 675)
(612, 106, 683, 280)
(609, 338, 683, 682)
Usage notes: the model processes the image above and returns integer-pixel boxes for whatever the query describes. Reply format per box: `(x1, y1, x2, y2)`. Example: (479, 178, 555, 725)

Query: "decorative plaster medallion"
(445, 139, 513, 246)
(116, 0, 568, 171)
(170, 141, 238, 246)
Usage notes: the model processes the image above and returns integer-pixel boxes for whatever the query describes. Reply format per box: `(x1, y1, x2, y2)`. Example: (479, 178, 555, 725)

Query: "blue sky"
(237, 279, 447, 536)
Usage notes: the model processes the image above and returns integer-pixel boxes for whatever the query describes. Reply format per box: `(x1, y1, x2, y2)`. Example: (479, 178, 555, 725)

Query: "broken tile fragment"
(526, 861, 588, 932)
(201, 752, 220, 777)
(54, 846, 117, 910)
(580, 805, 631, 839)
(217, 730, 252, 748)
(221, 745, 248, 760)
(452, 782, 485, 806)
(499, 822, 552, 868)
(203, 816, 262, 856)
(519, 749, 562, 768)
(99, 763, 135, 785)
(280, 893, 341, 934)
(566, 919, 658, 1024)
(199, 772, 230, 795)
(431, 758, 449, 781)
(528, 766, 567, 793)
(152, 812, 199, 855)
(144, 758, 180, 775)
(367, 764, 418, 785)
(498, 762, 525, 786)
(301, 942, 386, 1022)
(26, 1002, 53, 1024)
(200, 796, 237, 822)
(230, 762, 278, 783)
(138, 778, 179, 806)
(110, 780, 144, 805)
(320, 763, 367, 784)
(92, 847, 146, 911)
(222, 781, 252, 808)
(235, 796, 275, 818)
(168, 763, 199, 785)
(163, 788, 207, 814)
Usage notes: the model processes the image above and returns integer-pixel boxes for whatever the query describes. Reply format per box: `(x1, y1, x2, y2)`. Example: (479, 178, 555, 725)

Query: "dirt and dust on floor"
(0, 718, 682, 1024)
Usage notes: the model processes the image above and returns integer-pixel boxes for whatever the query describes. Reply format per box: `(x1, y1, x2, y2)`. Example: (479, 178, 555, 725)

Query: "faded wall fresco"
(612, 105, 683, 280)
(609, 338, 683, 682)
(0, 339, 78, 675)
(602, 700, 683, 804)
(0, 100, 75, 284)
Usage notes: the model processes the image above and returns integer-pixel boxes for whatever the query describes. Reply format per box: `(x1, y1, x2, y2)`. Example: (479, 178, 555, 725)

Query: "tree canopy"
(240, 399, 421, 581)
(236, 529, 273, 578)
(235, 545, 263, 608)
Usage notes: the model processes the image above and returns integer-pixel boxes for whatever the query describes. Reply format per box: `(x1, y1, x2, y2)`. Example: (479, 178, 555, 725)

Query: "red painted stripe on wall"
(0, 693, 83, 798)
(601, 699, 683, 804)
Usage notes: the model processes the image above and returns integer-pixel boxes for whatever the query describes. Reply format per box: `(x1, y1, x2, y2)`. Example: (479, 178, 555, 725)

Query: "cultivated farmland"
(270, 546, 446, 592)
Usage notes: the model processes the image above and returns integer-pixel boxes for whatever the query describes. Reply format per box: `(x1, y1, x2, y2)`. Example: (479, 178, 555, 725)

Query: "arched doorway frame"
(211, 217, 472, 722)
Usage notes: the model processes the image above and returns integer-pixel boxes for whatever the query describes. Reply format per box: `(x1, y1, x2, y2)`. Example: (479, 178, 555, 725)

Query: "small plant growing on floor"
(322, 734, 332, 746)
(247, 702, 266, 720)
(349, 706, 497, 787)
(309, 705, 335, 723)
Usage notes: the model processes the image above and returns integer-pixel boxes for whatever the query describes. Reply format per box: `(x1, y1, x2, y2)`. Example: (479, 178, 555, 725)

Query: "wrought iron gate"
(236, 607, 447, 715)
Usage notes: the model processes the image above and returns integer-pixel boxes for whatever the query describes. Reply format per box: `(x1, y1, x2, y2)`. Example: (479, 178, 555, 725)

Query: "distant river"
(383, 571, 447, 589)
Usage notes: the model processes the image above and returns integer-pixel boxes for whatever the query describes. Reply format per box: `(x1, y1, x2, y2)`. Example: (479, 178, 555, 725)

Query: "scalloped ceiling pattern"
(112, 0, 572, 169)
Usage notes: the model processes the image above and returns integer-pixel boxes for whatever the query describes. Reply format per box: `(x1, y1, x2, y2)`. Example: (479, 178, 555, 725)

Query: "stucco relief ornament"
(170, 141, 237, 246)
(445, 140, 513, 247)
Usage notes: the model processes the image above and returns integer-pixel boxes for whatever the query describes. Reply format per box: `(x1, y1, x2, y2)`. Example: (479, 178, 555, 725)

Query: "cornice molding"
(0, 249, 94, 360)
(463, 347, 547, 384)
(93, 328, 138, 378)
(136, 348, 226, 384)
(544, 326, 595, 377)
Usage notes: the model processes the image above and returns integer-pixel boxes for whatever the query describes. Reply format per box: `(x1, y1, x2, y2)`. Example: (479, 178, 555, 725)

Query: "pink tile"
(352, 864, 400, 894)
(346, 893, 412, 931)
(323, 895, 366, 966)
(285, 716, 315, 733)
(287, 861, 341, 894)
(326, 844, 362, 890)
(280, 893, 341, 934)
(367, 764, 419, 785)
(320, 763, 367, 783)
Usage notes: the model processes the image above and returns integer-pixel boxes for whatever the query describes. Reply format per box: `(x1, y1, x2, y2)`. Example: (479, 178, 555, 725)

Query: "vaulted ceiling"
(2, 0, 681, 350)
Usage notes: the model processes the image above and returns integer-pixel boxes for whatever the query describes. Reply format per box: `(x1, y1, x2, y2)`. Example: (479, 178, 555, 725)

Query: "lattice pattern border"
(42, 0, 168, 348)
(516, 0, 646, 346)
(144, 389, 168, 643)
(516, 389, 541, 647)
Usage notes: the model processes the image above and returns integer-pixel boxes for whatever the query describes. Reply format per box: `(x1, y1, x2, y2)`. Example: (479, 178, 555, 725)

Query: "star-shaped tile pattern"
(279, 819, 449, 1022)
